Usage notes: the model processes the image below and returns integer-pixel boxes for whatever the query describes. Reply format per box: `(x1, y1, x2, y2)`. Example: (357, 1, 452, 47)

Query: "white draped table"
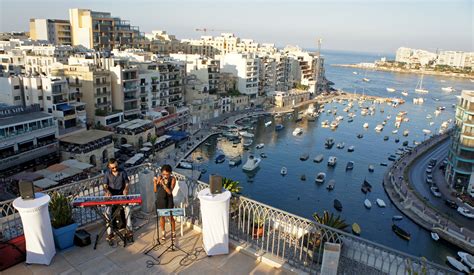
(13, 192, 56, 265)
(198, 188, 231, 256)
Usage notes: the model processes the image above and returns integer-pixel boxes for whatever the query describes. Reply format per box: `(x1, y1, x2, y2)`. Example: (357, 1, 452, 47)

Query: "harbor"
(181, 53, 474, 267)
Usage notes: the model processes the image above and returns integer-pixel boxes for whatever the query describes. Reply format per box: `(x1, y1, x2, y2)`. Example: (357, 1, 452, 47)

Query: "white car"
(426, 168, 432, 174)
(457, 207, 474, 219)
(426, 174, 433, 179)
(426, 178, 433, 184)
(430, 186, 442, 198)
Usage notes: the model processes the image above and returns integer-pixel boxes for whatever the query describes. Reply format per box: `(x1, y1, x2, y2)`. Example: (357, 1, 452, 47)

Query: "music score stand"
(145, 208, 190, 258)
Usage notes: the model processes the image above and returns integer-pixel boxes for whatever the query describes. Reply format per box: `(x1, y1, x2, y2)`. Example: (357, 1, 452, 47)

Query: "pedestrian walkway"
(383, 130, 474, 254)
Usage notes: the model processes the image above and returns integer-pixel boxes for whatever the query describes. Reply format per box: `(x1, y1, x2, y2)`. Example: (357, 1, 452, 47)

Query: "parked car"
(445, 199, 457, 209)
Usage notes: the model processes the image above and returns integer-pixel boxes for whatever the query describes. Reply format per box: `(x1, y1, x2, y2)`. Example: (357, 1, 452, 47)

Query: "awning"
(142, 142, 153, 147)
(155, 135, 171, 145)
(60, 159, 94, 170)
(33, 178, 58, 189)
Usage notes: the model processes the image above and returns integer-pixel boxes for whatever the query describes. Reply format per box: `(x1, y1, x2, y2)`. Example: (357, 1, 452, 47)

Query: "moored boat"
(364, 199, 372, 209)
(376, 198, 386, 207)
(431, 232, 439, 241)
(392, 224, 411, 240)
(386, 87, 396, 92)
(280, 166, 287, 176)
(215, 154, 226, 163)
(326, 179, 336, 191)
(300, 153, 309, 161)
(446, 256, 470, 273)
(457, 251, 474, 270)
(314, 154, 324, 163)
(352, 223, 361, 235)
(325, 138, 335, 149)
(334, 199, 343, 211)
(315, 172, 326, 184)
(256, 143, 265, 149)
(242, 155, 261, 171)
(275, 124, 284, 131)
(347, 145, 355, 152)
(229, 156, 242, 166)
(368, 164, 375, 172)
(292, 127, 303, 136)
(327, 156, 337, 167)
(346, 161, 354, 171)
(392, 215, 403, 221)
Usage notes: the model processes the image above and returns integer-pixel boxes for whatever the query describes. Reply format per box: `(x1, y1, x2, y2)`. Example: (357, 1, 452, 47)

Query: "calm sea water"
(188, 51, 474, 266)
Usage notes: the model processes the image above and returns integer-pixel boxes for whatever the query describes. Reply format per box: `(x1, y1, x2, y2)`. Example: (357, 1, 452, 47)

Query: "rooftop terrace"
(0, 164, 455, 274)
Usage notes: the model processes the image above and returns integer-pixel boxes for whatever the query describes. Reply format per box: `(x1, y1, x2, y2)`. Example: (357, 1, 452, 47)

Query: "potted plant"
(49, 192, 77, 250)
(252, 214, 266, 239)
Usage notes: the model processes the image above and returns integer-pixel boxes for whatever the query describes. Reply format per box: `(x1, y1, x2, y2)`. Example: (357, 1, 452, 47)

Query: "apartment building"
(24, 45, 73, 75)
(108, 59, 141, 120)
(157, 61, 184, 108)
(446, 90, 474, 196)
(69, 8, 148, 51)
(147, 30, 183, 55)
(437, 51, 474, 69)
(0, 104, 59, 177)
(115, 119, 155, 148)
(170, 53, 221, 93)
(218, 53, 259, 98)
(29, 19, 72, 45)
(274, 89, 310, 108)
(0, 76, 24, 105)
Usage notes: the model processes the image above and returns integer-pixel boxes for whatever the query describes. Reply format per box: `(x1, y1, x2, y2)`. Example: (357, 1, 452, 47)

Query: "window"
(13, 85, 20, 90)
(48, 108, 52, 113)
(103, 97, 107, 103)
(103, 87, 107, 93)
(14, 96, 21, 100)
(97, 88, 101, 94)
(46, 96, 51, 100)
(38, 96, 43, 100)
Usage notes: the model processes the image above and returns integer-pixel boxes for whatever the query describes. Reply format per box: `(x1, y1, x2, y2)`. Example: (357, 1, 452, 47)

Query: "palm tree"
(312, 211, 348, 230)
(222, 177, 242, 194)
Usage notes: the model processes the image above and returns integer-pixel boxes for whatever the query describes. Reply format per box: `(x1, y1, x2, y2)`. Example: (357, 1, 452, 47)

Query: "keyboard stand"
(92, 205, 128, 249)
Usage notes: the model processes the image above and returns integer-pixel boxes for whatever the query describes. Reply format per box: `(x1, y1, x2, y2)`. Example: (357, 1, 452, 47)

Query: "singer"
(154, 164, 176, 240)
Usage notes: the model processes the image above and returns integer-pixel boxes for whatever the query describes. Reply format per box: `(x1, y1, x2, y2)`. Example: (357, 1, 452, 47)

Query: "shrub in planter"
(49, 192, 77, 250)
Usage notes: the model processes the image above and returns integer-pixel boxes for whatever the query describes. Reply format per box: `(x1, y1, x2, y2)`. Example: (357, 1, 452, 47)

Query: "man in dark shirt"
(103, 158, 132, 240)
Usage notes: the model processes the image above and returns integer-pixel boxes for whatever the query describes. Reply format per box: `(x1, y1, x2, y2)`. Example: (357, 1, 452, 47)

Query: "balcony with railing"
(0, 163, 454, 274)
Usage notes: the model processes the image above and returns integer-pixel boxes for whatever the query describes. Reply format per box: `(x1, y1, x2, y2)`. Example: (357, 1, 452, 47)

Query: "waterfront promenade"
(383, 132, 474, 254)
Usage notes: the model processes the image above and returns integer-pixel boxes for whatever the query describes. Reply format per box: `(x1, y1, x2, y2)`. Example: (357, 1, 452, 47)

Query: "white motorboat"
(280, 166, 287, 175)
(457, 251, 474, 270)
(243, 139, 253, 147)
(374, 124, 384, 132)
(403, 130, 409, 136)
(401, 90, 408, 97)
(431, 232, 439, 241)
(327, 156, 337, 167)
(347, 145, 355, 152)
(314, 154, 324, 163)
(386, 87, 396, 92)
(229, 156, 242, 166)
(392, 130, 398, 134)
(321, 120, 329, 128)
(315, 172, 326, 183)
(362, 77, 370, 82)
(376, 199, 386, 207)
(363, 122, 369, 128)
(364, 199, 372, 209)
(423, 129, 432, 135)
(239, 131, 255, 138)
(178, 161, 193, 169)
(256, 143, 265, 149)
(446, 256, 470, 273)
(413, 97, 424, 105)
(242, 155, 261, 172)
(326, 179, 336, 191)
(457, 206, 474, 219)
(441, 86, 455, 92)
(335, 115, 344, 121)
(368, 164, 375, 172)
(265, 121, 272, 127)
(292, 128, 303, 136)
(330, 120, 339, 129)
(336, 142, 345, 149)
(352, 71, 358, 75)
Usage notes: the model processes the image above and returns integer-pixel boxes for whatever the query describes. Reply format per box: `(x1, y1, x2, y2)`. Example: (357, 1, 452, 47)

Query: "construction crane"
(195, 28, 229, 35)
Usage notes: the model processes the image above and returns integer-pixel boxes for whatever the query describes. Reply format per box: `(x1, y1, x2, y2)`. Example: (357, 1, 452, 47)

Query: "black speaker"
(209, 174, 222, 194)
(18, 180, 35, 200)
(74, 229, 91, 247)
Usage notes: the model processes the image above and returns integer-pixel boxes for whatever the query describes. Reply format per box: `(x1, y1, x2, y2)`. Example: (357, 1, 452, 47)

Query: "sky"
(0, 0, 472, 54)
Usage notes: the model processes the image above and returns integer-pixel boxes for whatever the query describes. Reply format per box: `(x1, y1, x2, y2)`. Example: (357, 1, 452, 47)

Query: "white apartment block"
(24, 45, 74, 75)
(170, 53, 221, 92)
(217, 53, 259, 98)
(437, 51, 474, 68)
(0, 76, 24, 105)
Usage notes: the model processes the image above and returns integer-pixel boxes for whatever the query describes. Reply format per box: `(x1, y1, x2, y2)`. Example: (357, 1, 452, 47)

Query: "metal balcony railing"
(0, 163, 454, 274)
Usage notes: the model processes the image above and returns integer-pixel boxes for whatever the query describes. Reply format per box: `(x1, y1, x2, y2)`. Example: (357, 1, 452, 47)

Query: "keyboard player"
(103, 158, 133, 241)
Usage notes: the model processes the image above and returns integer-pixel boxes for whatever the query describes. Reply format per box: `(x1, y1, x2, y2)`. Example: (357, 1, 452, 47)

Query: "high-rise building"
(217, 53, 259, 98)
(446, 90, 474, 197)
(69, 8, 147, 51)
(29, 19, 72, 45)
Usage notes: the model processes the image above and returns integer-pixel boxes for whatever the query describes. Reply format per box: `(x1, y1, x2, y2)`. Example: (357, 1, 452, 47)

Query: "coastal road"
(408, 139, 473, 228)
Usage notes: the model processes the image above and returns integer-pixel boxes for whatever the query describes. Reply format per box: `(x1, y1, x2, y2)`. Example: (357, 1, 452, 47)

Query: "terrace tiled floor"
(2, 217, 296, 275)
